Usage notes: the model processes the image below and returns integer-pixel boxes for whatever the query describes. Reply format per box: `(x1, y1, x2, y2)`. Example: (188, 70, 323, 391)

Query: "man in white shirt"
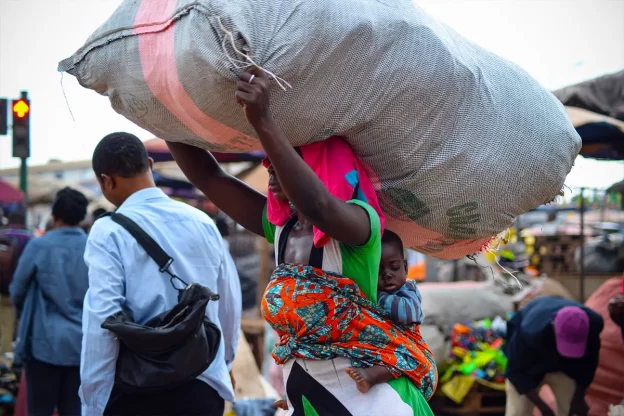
(80, 132, 241, 416)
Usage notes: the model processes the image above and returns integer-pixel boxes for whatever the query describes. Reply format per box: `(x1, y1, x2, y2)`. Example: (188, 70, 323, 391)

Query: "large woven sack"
(58, 0, 581, 259)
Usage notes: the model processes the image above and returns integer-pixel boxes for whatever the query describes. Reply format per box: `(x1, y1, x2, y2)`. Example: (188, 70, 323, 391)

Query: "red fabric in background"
(585, 278, 624, 415)
(14, 372, 26, 416)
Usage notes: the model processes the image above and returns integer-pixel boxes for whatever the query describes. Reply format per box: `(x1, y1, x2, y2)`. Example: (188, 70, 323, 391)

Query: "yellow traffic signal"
(12, 99, 30, 118)
(12, 96, 30, 158)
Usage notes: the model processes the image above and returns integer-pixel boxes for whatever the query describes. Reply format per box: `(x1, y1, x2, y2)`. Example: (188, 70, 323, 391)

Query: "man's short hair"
(52, 187, 89, 226)
(92, 132, 150, 178)
(381, 230, 405, 259)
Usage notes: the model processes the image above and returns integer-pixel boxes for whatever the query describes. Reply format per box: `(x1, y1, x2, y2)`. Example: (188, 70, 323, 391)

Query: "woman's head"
(267, 164, 288, 201)
(264, 147, 303, 202)
(378, 230, 408, 293)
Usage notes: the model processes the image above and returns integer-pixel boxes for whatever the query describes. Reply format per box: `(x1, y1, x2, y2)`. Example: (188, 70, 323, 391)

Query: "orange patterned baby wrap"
(261, 264, 438, 400)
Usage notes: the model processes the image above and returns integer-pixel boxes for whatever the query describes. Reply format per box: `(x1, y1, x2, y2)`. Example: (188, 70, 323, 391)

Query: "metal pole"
(19, 157, 28, 227)
(19, 157, 27, 200)
(17, 90, 29, 227)
(579, 188, 585, 302)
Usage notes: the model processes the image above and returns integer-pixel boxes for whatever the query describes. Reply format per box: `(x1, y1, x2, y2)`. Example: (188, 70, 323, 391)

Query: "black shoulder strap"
(309, 245, 324, 269)
(277, 217, 297, 265)
(105, 213, 174, 273)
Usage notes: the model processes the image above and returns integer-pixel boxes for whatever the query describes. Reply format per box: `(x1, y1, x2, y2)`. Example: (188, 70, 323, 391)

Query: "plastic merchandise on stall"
(438, 315, 511, 404)
(0, 359, 17, 410)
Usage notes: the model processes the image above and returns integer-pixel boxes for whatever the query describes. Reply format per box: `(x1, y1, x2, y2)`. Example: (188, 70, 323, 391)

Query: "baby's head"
(378, 230, 408, 293)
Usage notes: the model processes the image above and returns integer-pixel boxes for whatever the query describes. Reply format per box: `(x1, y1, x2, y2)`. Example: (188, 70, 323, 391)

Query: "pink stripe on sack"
(133, 0, 257, 150)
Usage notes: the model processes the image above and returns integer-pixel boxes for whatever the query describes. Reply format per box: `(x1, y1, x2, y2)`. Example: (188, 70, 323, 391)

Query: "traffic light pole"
(12, 90, 30, 226)
(19, 157, 28, 207)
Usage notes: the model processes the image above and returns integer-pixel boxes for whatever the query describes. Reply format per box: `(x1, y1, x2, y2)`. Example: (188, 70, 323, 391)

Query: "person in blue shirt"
(503, 296, 604, 416)
(80, 133, 241, 416)
(10, 187, 90, 416)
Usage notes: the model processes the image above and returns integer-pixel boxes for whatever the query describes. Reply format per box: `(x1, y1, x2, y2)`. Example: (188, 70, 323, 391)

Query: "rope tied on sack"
(465, 229, 524, 290)
(216, 16, 292, 91)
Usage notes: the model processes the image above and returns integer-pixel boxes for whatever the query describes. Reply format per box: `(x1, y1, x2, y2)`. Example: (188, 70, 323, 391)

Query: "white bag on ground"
(418, 282, 513, 334)
(419, 324, 448, 366)
(59, 0, 581, 259)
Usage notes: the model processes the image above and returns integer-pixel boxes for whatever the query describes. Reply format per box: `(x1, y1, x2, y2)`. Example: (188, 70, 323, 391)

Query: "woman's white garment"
(282, 358, 413, 416)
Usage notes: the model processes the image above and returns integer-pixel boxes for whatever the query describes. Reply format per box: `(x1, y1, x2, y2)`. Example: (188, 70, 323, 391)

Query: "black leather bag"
(100, 213, 221, 393)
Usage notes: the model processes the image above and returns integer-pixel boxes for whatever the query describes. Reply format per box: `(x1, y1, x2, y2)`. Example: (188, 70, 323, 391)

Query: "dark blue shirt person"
(503, 296, 603, 416)
(10, 187, 90, 416)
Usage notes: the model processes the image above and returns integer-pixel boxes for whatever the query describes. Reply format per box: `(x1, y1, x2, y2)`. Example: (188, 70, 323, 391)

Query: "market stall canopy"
(0, 177, 24, 203)
(554, 70, 624, 160)
(607, 180, 624, 194)
(152, 161, 189, 182)
(554, 70, 624, 121)
(144, 138, 266, 163)
(7, 176, 97, 205)
(564, 106, 624, 160)
(152, 171, 194, 190)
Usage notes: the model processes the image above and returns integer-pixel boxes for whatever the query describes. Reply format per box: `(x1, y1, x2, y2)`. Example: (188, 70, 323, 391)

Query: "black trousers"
(24, 359, 81, 416)
(105, 379, 224, 416)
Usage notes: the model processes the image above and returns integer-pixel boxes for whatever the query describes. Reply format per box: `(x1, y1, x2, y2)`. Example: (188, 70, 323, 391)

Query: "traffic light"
(12, 96, 30, 158)
(0, 99, 7, 135)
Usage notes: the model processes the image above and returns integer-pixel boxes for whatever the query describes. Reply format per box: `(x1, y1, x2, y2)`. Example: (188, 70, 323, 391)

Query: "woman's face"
(267, 165, 288, 201)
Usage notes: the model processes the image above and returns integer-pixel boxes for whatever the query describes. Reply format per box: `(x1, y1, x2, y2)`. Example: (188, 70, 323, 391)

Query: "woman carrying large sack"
(168, 67, 435, 415)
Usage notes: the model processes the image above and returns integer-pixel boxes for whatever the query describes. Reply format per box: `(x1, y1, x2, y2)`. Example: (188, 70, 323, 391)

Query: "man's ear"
(101, 174, 115, 190)
(404, 259, 408, 272)
(148, 157, 154, 170)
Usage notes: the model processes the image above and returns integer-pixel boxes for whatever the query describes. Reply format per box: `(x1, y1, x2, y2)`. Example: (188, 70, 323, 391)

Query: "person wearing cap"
(503, 296, 603, 416)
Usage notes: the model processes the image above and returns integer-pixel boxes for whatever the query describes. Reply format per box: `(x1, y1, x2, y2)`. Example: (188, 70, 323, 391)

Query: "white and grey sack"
(59, 0, 581, 259)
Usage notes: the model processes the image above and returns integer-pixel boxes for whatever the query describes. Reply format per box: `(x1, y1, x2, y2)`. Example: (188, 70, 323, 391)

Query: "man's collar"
(48, 226, 86, 235)
(119, 187, 167, 209)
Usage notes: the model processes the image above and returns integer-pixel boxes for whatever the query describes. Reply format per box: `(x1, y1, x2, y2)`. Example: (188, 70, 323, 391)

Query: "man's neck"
(52, 221, 72, 230)
(127, 184, 156, 197)
(117, 179, 157, 206)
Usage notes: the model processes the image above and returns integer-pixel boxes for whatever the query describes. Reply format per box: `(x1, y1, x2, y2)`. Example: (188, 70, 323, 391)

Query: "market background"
(1, 1, 624, 416)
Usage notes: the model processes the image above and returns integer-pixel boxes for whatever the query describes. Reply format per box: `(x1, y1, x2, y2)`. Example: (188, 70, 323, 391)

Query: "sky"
(1, 0, 623, 190)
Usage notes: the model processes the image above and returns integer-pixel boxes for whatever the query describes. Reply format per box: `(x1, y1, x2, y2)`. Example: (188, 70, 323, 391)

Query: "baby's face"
(378, 242, 407, 293)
